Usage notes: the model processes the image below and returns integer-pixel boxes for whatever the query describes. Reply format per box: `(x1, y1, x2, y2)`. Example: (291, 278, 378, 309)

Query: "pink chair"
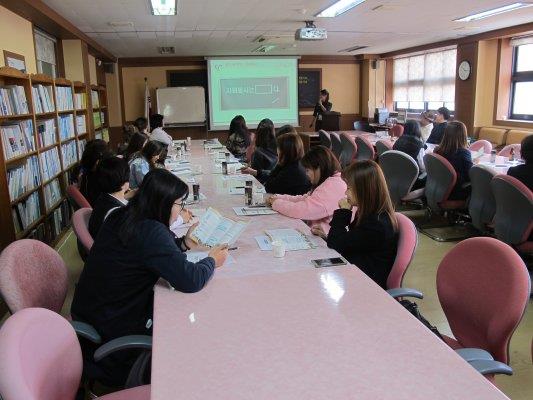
(0, 307, 150, 400)
(423, 153, 466, 212)
(339, 132, 357, 167)
(67, 184, 91, 209)
(498, 144, 521, 158)
(390, 124, 404, 138)
(376, 139, 393, 157)
(0, 239, 67, 314)
(72, 208, 94, 253)
(469, 140, 492, 154)
(436, 237, 530, 364)
(355, 135, 376, 161)
(386, 213, 418, 291)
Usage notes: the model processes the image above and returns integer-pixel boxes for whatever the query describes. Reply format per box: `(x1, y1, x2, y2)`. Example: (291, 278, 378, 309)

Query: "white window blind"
(393, 49, 457, 104)
(34, 29, 57, 78)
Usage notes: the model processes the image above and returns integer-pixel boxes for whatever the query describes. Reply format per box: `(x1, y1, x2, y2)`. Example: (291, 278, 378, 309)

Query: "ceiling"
(41, 0, 533, 58)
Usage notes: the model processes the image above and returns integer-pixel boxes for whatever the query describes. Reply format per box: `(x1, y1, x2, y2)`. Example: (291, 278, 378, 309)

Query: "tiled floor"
(30, 229, 533, 399)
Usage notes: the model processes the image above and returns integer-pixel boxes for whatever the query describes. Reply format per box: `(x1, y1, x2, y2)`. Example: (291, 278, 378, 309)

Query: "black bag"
(399, 299, 444, 341)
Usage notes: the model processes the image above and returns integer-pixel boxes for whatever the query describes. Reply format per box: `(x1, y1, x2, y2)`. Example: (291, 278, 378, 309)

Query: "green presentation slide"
(208, 57, 299, 130)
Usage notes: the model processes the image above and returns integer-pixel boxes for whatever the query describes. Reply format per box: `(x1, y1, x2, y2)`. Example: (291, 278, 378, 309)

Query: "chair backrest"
(506, 130, 531, 145)
(423, 153, 457, 211)
(318, 130, 332, 149)
(376, 139, 393, 157)
(468, 165, 497, 232)
(498, 144, 521, 158)
(329, 132, 343, 159)
(387, 213, 418, 289)
(436, 237, 530, 363)
(72, 208, 94, 252)
(380, 151, 419, 206)
(491, 175, 533, 246)
(339, 132, 357, 167)
(390, 125, 404, 138)
(469, 139, 492, 154)
(66, 184, 91, 210)
(0, 308, 82, 400)
(478, 127, 507, 147)
(0, 239, 68, 314)
(354, 135, 375, 161)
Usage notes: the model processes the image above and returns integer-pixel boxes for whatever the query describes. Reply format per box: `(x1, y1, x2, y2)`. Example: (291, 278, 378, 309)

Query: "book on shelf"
(0, 85, 29, 116)
(76, 115, 86, 135)
(0, 119, 35, 160)
(61, 140, 78, 169)
(36, 118, 56, 148)
(39, 147, 61, 181)
(46, 199, 71, 241)
(91, 90, 100, 108)
(26, 222, 46, 242)
(191, 207, 248, 247)
(43, 178, 62, 210)
(7, 155, 41, 201)
(93, 111, 102, 128)
(74, 92, 87, 110)
(12, 191, 41, 233)
(32, 84, 54, 113)
(78, 138, 87, 156)
(95, 130, 102, 140)
(102, 128, 109, 142)
(58, 114, 75, 141)
(55, 86, 74, 111)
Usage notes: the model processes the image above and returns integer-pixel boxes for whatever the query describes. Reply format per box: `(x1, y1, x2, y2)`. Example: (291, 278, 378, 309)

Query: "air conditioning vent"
(158, 46, 175, 55)
(338, 45, 369, 53)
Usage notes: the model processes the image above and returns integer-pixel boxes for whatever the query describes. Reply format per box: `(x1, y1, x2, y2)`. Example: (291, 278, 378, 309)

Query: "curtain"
(393, 49, 456, 103)
(34, 31, 56, 65)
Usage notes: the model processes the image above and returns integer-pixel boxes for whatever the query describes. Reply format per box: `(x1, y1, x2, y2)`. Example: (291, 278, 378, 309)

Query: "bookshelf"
(0, 67, 100, 249)
(92, 85, 109, 142)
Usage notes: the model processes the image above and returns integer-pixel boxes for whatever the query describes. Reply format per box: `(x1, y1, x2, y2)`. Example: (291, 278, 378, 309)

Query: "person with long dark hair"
(79, 139, 113, 206)
(434, 121, 473, 200)
(392, 119, 426, 189)
(226, 115, 251, 160)
(267, 146, 346, 234)
(123, 132, 148, 163)
(309, 89, 332, 131)
(241, 118, 278, 183)
(313, 161, 398, 289)
(129, 140, 165, 189)
(71, 169, 228, 386)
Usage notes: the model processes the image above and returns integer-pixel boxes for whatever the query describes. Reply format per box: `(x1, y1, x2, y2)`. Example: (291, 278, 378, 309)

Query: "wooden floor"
(25, 230, 533, 398)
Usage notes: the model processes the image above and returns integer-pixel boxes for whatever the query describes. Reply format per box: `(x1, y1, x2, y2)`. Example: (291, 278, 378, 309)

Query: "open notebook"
(191, 207, 248, 247)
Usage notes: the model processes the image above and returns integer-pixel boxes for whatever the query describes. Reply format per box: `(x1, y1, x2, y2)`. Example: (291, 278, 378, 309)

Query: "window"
(510, 43, 533, 120)
(34, 29, 57, 78)
(393, 49, 456, 113)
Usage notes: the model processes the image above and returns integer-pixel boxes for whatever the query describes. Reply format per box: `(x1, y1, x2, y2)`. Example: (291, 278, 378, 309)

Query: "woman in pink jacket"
(266, 146, 346, 234)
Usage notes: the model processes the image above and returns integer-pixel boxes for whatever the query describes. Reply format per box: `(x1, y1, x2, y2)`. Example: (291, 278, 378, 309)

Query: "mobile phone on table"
(312, 257, 348, 268)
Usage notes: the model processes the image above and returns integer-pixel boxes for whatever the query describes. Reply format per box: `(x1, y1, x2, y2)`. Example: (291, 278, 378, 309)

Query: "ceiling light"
(150, 0, 177, 16)
(454, 2, 533, 22)
(315, 0, 366, 18)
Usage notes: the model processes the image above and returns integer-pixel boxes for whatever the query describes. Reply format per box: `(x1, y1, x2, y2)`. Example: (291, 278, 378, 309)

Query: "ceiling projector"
(295, 21, 327, 41)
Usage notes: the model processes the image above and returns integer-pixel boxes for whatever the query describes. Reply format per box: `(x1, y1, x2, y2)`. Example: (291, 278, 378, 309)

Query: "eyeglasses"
(173, 200, 186, 212)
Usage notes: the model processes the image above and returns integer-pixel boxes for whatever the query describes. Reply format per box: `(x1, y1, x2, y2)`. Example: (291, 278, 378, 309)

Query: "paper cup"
(272, 240, 286, 258)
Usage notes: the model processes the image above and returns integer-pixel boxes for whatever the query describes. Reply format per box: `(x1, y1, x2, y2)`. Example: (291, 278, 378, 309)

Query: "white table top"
(151, 140, 509, 400)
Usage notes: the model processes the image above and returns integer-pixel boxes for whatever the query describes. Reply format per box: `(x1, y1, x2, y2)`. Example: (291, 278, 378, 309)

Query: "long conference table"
(150, 140, 510, 399)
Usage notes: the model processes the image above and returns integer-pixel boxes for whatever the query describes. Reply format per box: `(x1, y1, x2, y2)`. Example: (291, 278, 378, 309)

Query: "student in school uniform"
(392, 119, 426, 189)
(426, 107, 451, 145)
(434, 121, 473, 201)
(263, 132, 311, 195)
(267, 146, 346, 234)
(149, 114, 172, 147)
(129, 140, 165, 189)
(507, 135, 533, 191)
(226, 115, 252, 160)
(78, 139, 113, 207)
(241, 118, 278, 183)
(71, 169, 228, 386)
(123, 132, 148, 163)
(419, 111, 434, 143)
(312, 160, 399, 289)
(88, 157, 130, 238)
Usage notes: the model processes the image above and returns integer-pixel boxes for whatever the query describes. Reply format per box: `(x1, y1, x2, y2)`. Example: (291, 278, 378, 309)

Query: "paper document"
(191, 207, 248, 247)
(264, 228, 317, 251)
(255, 235, 273, 250)
(234, 207, 278, 216)
(186, 251, 235, 266)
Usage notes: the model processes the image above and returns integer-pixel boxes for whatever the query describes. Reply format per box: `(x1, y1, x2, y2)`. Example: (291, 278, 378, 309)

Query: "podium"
(316, 111, 341, 131)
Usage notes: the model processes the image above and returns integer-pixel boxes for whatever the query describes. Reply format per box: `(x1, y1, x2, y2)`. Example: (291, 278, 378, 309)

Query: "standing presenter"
(309, 89, 332, 131)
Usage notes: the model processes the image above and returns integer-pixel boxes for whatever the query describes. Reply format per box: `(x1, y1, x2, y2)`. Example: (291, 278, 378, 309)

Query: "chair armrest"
(455, 348, 494, 362)
(469, 359, 513, 376)
(94, 335, 152, 362)
(387, 288, 424, 299)
(71, 321, 102, 344)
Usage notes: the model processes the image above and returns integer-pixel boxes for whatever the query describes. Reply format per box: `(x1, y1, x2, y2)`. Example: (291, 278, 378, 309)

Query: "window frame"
(510, 45, 533, 121)
(33, 28, 58, 78)
(393, 101, 455, 113)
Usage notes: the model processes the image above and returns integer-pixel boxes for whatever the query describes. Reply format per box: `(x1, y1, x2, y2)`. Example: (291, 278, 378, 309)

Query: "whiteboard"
(156, 87, 206, 126)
